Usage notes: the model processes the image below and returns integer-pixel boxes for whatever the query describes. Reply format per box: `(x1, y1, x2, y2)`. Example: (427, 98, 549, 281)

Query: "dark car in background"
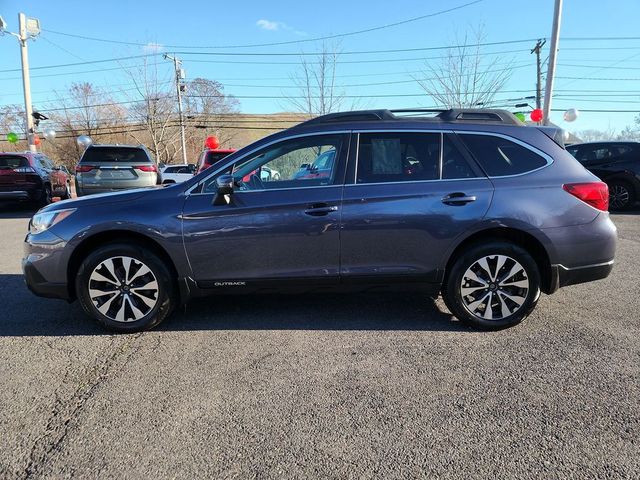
(75, 144, 158, 197)
(195, 148, 237, 174)
(23, 109, 616, 333)
(0, 152, 71, 204)
(567, 141, 640, 210)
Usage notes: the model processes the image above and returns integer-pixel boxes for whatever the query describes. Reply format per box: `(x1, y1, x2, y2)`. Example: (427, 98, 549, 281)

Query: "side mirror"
(216, 174, 234, 195)
(212, 174, 234, 205)
(300, 163, 309, 170)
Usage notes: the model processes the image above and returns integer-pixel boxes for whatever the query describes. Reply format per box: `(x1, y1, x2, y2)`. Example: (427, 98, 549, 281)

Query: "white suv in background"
(160, 164, 196, 184)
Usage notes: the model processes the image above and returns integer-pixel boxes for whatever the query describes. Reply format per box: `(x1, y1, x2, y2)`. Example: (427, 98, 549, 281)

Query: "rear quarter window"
(459, 134, 548, 176)
(81, 147, 150, 163)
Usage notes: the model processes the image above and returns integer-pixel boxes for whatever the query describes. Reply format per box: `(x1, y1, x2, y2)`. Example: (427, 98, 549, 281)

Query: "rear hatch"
(0, 155, 39, 191)
(76, 147, 157, 190)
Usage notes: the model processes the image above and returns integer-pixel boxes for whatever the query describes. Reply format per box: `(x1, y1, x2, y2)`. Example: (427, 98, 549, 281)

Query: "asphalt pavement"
(0, 201, 638, 479)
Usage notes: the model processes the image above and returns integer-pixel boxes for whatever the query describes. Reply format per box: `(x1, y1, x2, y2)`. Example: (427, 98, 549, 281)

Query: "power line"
(0, 41, 535, 74)
(39, 1, 484, 49)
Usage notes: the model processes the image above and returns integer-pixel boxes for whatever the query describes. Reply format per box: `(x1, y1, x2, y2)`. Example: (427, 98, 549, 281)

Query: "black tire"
(40, 184, 52, 206)
(75, 243, 176, 333)
(442, 241, 541, 330)
(608, 180, 635, 211)
(61, 182, 72, 200)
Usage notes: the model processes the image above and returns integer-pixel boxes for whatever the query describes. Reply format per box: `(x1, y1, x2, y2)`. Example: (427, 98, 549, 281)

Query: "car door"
(182, 132, 349, 289)
(340, 130, 493, 284)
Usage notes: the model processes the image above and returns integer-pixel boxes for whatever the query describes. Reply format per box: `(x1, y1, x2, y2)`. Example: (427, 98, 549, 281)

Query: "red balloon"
(530, 108, 543, 122)
(204, 136, 220, 150)
(34, 135, 41, 146)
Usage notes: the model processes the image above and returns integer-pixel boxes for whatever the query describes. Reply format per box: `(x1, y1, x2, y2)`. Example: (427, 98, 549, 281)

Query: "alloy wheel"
(460, 254, 529, 321)
(88, 256, 159, 323)
(609, 184, 630, 210)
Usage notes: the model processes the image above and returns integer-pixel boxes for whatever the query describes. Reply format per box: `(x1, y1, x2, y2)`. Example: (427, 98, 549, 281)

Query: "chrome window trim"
(350, 128, 554, 181)
(187, 130, 350, 196)
(231, 184, 344, 194)
(344, 177, 489, 188)
(455, 130, 554, 178)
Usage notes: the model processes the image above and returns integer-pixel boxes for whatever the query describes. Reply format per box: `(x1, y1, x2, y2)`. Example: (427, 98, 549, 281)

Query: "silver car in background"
(75, 145, 159, 196)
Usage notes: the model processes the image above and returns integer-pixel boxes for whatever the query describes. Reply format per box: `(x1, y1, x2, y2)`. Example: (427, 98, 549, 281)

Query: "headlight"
(30, 208, 76, 234)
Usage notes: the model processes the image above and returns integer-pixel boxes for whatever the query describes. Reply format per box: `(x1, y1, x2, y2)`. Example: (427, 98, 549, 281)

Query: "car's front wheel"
(75, 243, 176, 332)
(442, 241, 541, 330)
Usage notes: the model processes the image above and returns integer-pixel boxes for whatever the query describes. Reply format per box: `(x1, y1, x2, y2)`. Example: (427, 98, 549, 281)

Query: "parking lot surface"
(0, 203, 638, 479)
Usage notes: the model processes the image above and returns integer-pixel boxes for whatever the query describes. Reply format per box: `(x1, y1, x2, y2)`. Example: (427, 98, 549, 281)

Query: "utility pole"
(1, 13, 40, 152)
(543, 0, 563, 125)
(531, 39, 546, 110)
(164, 54, 187, 164)
(18, 14, 37, 152)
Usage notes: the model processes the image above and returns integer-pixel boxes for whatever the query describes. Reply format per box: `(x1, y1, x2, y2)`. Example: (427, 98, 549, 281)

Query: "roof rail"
(297, 110, 396, 127)
(436, 109, 523, 125)
(294, 108, 524, 128)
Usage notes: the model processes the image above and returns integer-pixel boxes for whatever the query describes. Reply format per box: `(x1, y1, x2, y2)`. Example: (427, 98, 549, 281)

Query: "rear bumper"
(0, 190, 31, 201)
(551, 260, 614, 290)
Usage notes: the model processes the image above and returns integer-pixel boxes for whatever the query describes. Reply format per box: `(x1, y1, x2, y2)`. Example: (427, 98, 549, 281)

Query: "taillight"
(563, 182, 609, 211)
(75, 165, 95, 173)
(13, 166, 36, 174)
(134, 165, 158, 172)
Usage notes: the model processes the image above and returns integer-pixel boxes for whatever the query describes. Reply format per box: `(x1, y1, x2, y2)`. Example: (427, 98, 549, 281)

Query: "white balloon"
(563, 108, 579, 122)
(43, 128, 56, 141)
(77, 135, 93, 148)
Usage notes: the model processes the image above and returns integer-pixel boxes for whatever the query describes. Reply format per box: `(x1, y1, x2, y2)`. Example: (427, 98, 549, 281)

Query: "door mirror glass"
(216, 174, 235, 195)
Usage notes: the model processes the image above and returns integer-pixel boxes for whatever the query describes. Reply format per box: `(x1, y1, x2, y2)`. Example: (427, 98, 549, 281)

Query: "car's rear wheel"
(75, 243, 176, 332)
(608, 180, 635, 211)
(39, 184, 52, 206)
(442, 241, 541, 330)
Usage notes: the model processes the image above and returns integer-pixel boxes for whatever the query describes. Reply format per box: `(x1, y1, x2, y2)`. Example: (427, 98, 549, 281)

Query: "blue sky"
(1, 0, 640, 133)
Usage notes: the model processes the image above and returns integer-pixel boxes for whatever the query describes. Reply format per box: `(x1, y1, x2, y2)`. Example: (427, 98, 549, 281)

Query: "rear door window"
(356, 132, 440, 184)
(81, 147, 149, 163)
(442, 134, 480, 179)
(459, 134, 548, 176)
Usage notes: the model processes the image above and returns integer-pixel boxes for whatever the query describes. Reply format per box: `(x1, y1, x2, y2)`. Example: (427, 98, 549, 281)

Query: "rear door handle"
(304, 203, 338, 216)
(442, 192, 477, 206)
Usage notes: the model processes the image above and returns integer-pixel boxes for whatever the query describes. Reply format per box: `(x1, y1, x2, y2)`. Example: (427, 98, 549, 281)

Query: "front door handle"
(442, 192, 477, 206)
(304, 203, 338, 216)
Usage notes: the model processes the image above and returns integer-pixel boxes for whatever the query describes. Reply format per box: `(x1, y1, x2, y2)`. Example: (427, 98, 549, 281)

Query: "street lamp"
(0, 13, 41, 152)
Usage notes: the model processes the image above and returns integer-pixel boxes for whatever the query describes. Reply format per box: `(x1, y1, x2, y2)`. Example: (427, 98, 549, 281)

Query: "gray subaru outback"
(23, 109, 616, 332)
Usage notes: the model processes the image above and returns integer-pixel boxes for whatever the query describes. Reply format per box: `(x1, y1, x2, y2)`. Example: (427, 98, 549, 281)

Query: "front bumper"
(22, 230, 71, 301)
(22, 259, 70, 300)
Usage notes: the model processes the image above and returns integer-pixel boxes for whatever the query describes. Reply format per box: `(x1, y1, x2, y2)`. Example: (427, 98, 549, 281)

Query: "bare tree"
(0, 105, 26, 151)
(415, 26, 514, 108)
(47, 82, 128, 166)
(574, 128, 618, 142)
(183, 78, 240, 160)
(121, 57, 181, 164)
(286, 42, 348, 116)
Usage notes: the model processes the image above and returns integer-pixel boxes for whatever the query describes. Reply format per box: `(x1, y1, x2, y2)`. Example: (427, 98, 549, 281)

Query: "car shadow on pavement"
(0, 202, 39, 219)
(0, 274, 467, 336)
(163, 292, 466, 332)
